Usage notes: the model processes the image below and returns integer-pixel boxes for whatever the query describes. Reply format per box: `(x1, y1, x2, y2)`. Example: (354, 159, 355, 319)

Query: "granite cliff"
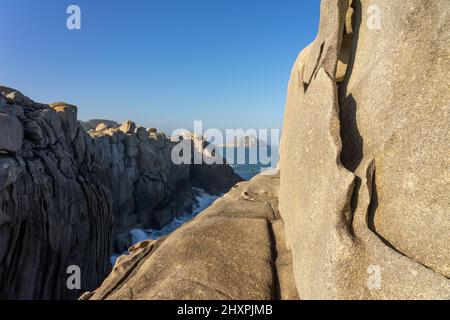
(0, 86, 241, 299)
(87, 0, 449, 300)
(279, 0, 450, 299)
(1, 0, 449, 301)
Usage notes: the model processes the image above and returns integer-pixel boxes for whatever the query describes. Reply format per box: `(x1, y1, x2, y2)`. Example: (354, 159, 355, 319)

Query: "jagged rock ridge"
(84, 120, 241, 252)
(0, 87, 241, 299)
(0, 88, 113, 299)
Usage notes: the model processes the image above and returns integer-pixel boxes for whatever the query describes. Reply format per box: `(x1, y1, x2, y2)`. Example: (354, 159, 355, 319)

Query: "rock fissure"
(279, 0, 450, 299)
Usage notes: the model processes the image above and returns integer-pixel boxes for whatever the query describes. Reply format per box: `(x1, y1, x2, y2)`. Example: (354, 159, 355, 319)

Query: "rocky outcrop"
(3, 0, 448, 301)
(85, 122, 241, 252)
(79, 119, 119, 132)
(218, 135, 268, 148)
(279, 0, 450, 299)
(0, 114, 23, 153)
(0, 87, 241, 299)
(80, 0, 449, 301)
(82, 173, 299, 300)
(0, 87, 113, 300)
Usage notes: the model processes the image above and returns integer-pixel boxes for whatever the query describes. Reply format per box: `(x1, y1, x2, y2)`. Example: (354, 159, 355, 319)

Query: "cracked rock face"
(0, 88, 241, 299)
(0, 90, 113, 300)
(0, 114, 23, 153)
(82, 174, 299, 300)
(86, 121, 242, 253)
(279, 0, 450, 299)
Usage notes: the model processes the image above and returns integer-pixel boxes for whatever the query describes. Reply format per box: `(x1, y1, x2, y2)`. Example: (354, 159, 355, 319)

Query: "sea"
(111, 146, 279, 265)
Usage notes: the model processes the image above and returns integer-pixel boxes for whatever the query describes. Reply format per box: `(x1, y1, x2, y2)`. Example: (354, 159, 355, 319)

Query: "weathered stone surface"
(0, 87, 241, 300)
(5, 91, 33, 107)
(339, 0, 450, 281)
(53, 104, 78, 141)
(0, 113, 23, 153)
(0, 158, 20, 190)
(279, 0, 450, 299)
(0, 91, 113, 300)
(135, 126, 148, 141)
(0, 96, 7, 109)
(90, 124, 241, 251)
(95, 123, 108, 132)
(83, 174, 299, 300)
(119, 120, 136, 134)
(79, 119, 119, 132)
(280, 65, 356, 299)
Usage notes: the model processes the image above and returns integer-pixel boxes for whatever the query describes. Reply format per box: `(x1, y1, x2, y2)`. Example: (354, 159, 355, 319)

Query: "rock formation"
(2, 0, 449, 301)
(279, 0, 450, 299)
(79, 0, 450, 301)
(85, 121, 241, 252)
(218, 135, 268, 148)
(79, 119, 119, 132)
(81, 173, 298, 300)
(0, 87, 241, 299)
(0, 88, 113, 300)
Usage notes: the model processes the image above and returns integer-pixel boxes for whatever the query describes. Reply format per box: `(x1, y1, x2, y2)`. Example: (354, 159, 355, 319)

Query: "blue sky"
(0, 0, 320, 134)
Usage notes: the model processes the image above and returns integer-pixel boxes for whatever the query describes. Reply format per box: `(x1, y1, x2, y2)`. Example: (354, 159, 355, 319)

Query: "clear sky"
(0, 0, 320, 134)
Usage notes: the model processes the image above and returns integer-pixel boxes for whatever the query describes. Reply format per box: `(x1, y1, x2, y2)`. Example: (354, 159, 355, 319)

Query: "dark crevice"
(366, 168, 448, 278)
(267, 218, 281, 300)
(335, 1, 361, 242)
(366, 168, 408, 256)
(346, 176, 361, 238)
(338, 0, 363, 173)
(367, 167, 405, 253)
(304, 42, 325, 93)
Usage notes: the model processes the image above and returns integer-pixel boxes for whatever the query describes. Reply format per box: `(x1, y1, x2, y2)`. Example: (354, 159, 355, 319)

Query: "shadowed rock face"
(0, 89, 113, 300)
(279, 0, 450, 299)
(0, 88, 241, 300)
(82, 174, 299, 300)
(85, 122, 242, 253)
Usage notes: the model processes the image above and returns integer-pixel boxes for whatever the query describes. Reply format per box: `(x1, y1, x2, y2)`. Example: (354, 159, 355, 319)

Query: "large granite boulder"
(279, 0, 450, 299)
(81, 174, 299, 300)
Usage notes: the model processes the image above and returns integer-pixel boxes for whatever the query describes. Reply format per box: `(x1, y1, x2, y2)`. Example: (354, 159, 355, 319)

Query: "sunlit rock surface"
(279, 0, 450, 299)
(82, 174, 299, 300)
